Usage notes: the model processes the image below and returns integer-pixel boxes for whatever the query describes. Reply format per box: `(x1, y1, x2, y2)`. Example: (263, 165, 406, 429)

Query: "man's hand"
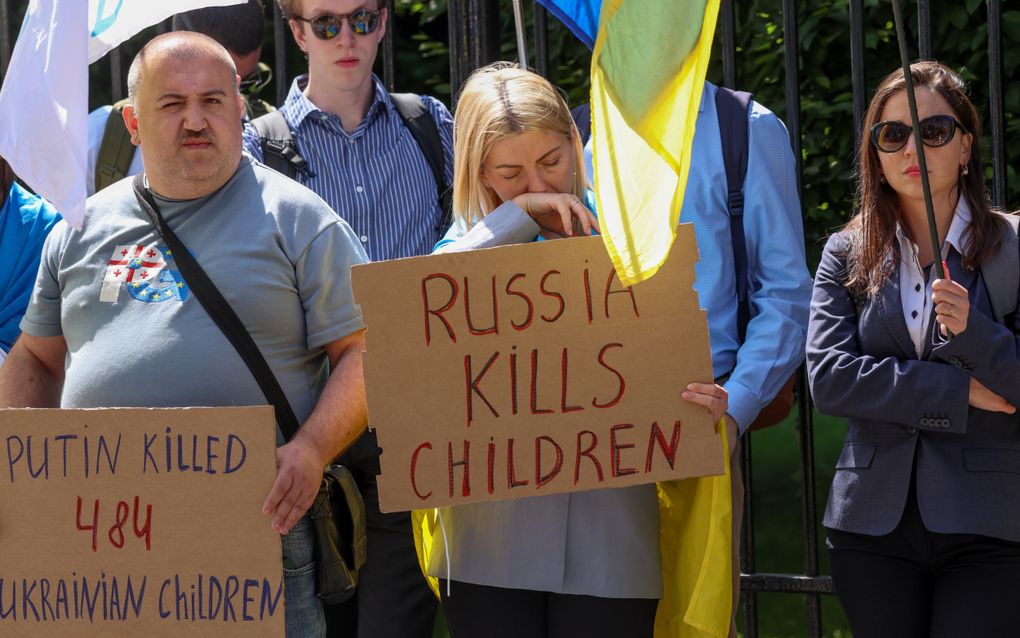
(261, 330, 367, 536)
(262, 437, 327, 535)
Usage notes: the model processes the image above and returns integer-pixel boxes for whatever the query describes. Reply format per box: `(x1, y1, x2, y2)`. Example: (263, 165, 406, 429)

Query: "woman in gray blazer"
(807, 61, 1020, 637)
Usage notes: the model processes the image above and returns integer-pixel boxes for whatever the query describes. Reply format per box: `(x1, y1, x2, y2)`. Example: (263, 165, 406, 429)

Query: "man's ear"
(122, 104, 141, 146)
(289, 18, 309, 53)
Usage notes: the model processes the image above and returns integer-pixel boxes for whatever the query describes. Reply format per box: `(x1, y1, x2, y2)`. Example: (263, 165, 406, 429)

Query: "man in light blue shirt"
(585, 80, 812, 636)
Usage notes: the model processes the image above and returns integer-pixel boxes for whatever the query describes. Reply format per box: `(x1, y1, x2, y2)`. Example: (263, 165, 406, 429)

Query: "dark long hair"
(843, 61, 1004, 295)
(0, 157, 13, 208)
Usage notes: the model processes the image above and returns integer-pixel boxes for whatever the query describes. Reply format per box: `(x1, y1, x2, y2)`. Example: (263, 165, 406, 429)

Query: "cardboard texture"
(0, 406, 283, 637)
(352, 225, 722, 513)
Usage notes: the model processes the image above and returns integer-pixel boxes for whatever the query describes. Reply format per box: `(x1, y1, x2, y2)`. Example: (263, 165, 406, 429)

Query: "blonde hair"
(452, 63, 586, 228)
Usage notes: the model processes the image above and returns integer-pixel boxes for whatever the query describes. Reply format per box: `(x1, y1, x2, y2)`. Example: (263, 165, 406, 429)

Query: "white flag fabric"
(88, 0, 244, 64)
(0, 0, 88, 229)
(0, 0, 245, 231)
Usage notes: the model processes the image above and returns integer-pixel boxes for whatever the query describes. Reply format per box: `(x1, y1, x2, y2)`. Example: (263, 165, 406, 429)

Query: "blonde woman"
(428, 63, 727, 638)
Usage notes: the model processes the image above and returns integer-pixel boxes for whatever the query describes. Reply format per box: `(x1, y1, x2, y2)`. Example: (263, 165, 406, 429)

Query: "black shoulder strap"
(251, 110, 310, 182)
(571, 103, 592, 146)
(130, 174, 301, 441)
(389, 93, 452, 234)
(95, 99, 137, 193)
(715, 86, 755, 342)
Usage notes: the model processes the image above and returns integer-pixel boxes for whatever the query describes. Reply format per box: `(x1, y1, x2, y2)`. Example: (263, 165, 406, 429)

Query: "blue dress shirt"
(585, 82, 812, 433)
(242, 74, 454, 261)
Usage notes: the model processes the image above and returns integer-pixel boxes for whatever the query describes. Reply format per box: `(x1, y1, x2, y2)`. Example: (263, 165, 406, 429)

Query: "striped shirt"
(242, 74, 454, 261)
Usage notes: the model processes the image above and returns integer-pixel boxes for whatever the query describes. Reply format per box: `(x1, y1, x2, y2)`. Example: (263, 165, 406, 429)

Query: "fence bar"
(109, 49, 124, 103)
(741, 438, 759, 638)
(849, 0, 867, 139)
(987, 0, 1006, 207)
(781, 0, 823, 636)
(533, 2, 549, 79)
(720, 0, 737, 89)
(917, 0, 932, 60)
(272, 2, 288, 107)
(382, 10, 396, 92)
(797, 372, 822, 636)
(743, 574, 835, 595)
(782, 0, 802, 193)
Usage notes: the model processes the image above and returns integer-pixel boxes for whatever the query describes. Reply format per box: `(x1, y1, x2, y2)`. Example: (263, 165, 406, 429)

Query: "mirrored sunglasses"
(295, 9, 383, 39)
(869, 114, 967, 153)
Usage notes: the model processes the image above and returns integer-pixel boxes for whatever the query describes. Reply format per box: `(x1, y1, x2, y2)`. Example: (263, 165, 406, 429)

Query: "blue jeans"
(282, 516, 326, 638)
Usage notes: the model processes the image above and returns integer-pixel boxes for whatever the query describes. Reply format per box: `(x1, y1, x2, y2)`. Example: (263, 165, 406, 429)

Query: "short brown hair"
(276, 0, 384, 20)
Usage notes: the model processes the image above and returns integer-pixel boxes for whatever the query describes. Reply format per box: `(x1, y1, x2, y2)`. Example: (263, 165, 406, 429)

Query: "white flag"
(0, 0, 245, 231)
(88, 0, 244, 64)
(0, 0, 88, 229)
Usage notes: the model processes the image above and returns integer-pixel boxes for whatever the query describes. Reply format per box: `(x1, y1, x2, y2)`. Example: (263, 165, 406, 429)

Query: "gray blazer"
(807, 231, 1020, 542)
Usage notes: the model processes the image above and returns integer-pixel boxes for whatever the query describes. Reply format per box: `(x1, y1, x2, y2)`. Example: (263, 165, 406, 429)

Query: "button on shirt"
(242, 75, 454, 261)
(895, 198, 971, 357)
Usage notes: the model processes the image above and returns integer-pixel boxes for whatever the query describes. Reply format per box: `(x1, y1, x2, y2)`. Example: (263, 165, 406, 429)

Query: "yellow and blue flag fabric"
(538, 0, 721, 286)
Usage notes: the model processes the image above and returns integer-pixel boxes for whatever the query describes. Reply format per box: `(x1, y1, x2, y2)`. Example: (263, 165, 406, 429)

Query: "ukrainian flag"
(538, 1, 720, 285)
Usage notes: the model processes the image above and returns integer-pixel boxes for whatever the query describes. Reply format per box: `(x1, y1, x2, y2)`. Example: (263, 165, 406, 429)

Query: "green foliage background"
(388, 0, 1020, 268)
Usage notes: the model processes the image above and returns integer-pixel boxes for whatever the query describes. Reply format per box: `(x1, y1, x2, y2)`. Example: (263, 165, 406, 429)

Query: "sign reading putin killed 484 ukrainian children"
(352, 226, 723, 513)
(0, 406, 284, 638)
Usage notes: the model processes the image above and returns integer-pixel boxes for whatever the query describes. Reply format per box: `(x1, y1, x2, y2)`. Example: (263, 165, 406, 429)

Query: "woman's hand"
(512, 192, 600, 238)
(969, 378, 1016, 413)
(932, 278, 970, 336)
(683, 382, 729, 423)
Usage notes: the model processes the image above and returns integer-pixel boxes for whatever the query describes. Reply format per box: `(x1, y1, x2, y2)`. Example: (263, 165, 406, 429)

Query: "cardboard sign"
(0, 406, 283, 637)
(352, 226, 722, 513)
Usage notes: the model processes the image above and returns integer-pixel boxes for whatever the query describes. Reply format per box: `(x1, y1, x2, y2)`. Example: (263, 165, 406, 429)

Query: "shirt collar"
(281, 73, 393, 132)
(894, 196, 973, 263)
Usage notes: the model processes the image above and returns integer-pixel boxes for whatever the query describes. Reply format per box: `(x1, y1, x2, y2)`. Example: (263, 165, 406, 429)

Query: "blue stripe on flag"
(536, 0, 600, 50)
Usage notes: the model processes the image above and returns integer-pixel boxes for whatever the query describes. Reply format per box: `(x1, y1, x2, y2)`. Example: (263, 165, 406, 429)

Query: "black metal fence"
(0, 1, 1012, 636)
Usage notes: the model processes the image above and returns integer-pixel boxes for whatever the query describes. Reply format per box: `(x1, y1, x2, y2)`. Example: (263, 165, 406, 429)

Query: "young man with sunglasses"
(242, 2, 452, 637)
(86, 0, 274, 196)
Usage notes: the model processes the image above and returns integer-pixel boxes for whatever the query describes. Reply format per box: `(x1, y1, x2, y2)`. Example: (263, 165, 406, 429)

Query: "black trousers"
(439, 579, 659, 638)
(328, 430, 438, 638)
(827, 478, 1020, 638)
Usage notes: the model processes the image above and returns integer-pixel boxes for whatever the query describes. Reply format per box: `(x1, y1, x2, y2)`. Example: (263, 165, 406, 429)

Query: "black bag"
(131, 175, 366, 604)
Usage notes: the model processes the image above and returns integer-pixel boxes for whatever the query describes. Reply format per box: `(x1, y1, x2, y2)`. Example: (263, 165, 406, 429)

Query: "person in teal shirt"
(0, 156, 60, 364)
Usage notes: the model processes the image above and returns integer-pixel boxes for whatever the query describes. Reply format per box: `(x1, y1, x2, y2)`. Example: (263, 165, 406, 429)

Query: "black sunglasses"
(294, 9, 383, 39)
(869, 114, 967, 153)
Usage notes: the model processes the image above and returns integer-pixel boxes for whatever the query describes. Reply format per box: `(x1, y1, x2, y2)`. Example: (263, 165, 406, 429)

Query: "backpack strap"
(389, 93, 452, 234)
(571, 103, 592, 146)
(251, 110, 310, 181)
(95, 98, 137, 193)
(715, 86, 755, 342)
(982, 213, 1020, 325)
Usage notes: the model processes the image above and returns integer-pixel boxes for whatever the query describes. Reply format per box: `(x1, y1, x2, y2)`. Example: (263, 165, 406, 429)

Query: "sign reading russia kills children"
(352, 227, 723, 513)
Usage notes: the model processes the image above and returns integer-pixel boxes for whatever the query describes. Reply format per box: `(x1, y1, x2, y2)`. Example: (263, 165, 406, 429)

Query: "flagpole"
(890, 0, 945, 281)
(512, 0, 529, 69)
